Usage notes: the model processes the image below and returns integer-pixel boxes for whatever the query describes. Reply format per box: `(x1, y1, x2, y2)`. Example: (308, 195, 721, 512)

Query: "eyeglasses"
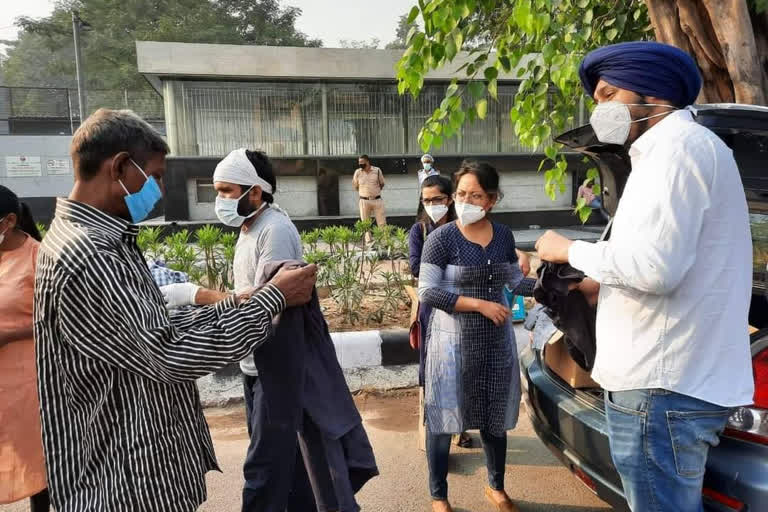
(421, 196, 449, 206)
(453, 191, 488, 202)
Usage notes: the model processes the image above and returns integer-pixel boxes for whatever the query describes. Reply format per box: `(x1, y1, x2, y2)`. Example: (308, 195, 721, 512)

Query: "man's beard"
(237, 194, 256, 217)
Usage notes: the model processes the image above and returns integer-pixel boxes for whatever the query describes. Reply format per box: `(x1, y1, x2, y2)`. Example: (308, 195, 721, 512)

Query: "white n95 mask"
(424, 204, 448, 224)
(455, 201, 486, 226)
(590, 101, 676, 145)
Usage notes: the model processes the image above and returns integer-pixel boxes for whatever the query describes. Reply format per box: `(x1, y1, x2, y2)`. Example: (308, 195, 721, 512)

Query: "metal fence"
(0, 86, 165, 135)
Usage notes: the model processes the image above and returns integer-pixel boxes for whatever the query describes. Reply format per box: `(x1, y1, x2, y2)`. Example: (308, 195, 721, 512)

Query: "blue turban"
(579, 41, 702, 107)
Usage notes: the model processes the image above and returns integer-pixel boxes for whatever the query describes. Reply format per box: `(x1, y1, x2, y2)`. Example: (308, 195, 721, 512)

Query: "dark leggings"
(30, 488, 50, 512)
(426, 431, 507, 500)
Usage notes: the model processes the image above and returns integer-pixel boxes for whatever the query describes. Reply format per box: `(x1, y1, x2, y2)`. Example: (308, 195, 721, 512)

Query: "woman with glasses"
(0, 185, 48, 511)
(409, 176, 474, 449)
(418, 162, 534, 512)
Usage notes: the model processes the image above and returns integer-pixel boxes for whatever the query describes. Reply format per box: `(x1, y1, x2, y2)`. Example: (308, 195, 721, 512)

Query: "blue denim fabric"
(604, 389, 730, 512)
(426, 431, 506, 500)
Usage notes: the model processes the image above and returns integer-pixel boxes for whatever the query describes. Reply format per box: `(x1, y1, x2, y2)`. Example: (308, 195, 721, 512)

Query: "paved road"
(1, 391, 611, 512)
(202, 392, 611, 512)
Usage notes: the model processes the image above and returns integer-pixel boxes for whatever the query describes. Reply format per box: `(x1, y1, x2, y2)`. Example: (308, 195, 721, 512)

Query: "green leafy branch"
(396, 0, 651, 222)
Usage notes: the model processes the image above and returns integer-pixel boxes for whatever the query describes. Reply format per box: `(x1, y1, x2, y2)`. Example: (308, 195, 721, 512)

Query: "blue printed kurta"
(418, 221, 525, 436)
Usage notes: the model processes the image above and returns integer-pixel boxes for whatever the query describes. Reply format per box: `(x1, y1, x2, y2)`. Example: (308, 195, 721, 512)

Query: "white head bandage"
(213, 148, 274, 194)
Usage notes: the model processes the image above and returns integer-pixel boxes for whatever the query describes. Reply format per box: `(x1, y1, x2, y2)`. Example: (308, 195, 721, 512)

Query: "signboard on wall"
(5, 156, 42, 177)
(46, 158, 71, 175)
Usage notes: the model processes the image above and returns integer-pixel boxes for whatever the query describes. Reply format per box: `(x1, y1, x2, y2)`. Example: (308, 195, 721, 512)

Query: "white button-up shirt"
(569, 109, 754, 407)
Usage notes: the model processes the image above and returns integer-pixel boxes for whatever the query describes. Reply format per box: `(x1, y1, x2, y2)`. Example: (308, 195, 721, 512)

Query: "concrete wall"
(337, 170, 572, 217)
(182, 169, 572, 221)
(338, 174, 418, 217)
(0, 136, 74, 198)
(185, 176, 319, 221)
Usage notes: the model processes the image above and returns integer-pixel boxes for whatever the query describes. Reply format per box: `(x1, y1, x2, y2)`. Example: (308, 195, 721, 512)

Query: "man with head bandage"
(535, 42, 753, 511)
(213, 148, 307, 511)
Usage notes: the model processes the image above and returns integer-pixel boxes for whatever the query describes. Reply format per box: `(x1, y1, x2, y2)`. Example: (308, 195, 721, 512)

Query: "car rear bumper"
(525, 401, 630, 511)
(521, 344, 768, 512)
(521, 345, 628, 511)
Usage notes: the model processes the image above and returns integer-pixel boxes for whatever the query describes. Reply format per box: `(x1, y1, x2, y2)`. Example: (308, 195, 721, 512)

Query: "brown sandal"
(484, 486, 519, 512)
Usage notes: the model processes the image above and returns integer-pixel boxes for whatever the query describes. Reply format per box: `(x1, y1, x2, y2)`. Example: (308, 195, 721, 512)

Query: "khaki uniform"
(353, 166, 386, 227)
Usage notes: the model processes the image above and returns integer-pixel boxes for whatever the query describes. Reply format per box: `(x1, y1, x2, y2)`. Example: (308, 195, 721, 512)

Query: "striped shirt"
(34, 199, 286, 512)
(353, 166, 385, 198)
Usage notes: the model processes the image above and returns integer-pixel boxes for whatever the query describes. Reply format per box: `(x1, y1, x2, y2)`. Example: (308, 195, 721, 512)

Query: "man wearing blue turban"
(536, 42, 754, 511)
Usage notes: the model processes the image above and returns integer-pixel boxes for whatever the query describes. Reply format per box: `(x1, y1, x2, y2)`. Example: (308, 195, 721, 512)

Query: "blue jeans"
(605, 389, 730, 512)
(426, 431, 506, 500)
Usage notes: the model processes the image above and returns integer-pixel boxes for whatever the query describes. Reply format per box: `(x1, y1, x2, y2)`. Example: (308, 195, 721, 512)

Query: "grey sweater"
(235, 206, 303, 376)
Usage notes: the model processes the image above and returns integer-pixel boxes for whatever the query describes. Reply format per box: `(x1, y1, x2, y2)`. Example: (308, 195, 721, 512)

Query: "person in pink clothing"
(0, 185, 48, 511)
(577, 181, 599, 207)
(577, 180, 609, 221)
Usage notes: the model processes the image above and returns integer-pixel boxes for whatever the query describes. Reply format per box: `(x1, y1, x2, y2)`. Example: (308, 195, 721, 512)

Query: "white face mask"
(424, 204, 448, 224)
(589, 101, 677, 145)
(215, 185, 261, 227)
(455, 201, 486, 226)
(423, 162, 433, 171)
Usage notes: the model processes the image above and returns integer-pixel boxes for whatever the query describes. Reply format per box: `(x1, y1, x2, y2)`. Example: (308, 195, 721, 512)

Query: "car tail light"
(724, 347, 768, 444)
(753, 346, 768, 407)
(571, 465, 598, 494)
(702, 487, 745, 511)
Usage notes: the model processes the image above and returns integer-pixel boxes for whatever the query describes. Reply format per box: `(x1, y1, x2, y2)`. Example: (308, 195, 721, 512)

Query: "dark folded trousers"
(242, 375, 317, 512)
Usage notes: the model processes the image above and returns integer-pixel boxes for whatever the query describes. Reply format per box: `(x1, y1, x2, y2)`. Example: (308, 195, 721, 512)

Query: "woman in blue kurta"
(418, 161, 534, 512)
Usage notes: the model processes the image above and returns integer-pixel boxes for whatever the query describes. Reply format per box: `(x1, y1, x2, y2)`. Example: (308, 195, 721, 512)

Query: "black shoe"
(456, 432, 473, 448)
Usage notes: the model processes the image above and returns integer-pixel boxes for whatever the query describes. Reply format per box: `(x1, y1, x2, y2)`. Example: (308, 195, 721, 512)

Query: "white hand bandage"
(160, 283, 200, 308)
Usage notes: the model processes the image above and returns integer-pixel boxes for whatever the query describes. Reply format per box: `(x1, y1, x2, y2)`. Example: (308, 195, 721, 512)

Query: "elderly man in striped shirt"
(33, 108, 317, 512)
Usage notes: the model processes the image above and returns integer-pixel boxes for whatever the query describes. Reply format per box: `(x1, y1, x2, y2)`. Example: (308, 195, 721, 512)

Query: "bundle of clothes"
(529, 261, 597, 372)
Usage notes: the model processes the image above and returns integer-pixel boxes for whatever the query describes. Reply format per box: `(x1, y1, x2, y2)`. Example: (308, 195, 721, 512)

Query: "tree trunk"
(644, 0, 766, 106)
(677, 0, 734, 103)
(750, 9, 768, 97)
(700, 0, 766, 105)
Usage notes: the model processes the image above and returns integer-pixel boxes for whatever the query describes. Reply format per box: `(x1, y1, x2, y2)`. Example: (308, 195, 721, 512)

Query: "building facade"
(0, 43, 587, 228)
(138, 42, 585, 228)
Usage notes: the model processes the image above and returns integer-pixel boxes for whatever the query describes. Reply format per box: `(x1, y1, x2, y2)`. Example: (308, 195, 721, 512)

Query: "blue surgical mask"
(119, 159, 162, 224)
(423, 163, 433, 171)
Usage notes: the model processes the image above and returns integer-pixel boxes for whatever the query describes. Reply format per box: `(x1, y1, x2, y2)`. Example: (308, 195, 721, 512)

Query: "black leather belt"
(359, 196, 381, 200)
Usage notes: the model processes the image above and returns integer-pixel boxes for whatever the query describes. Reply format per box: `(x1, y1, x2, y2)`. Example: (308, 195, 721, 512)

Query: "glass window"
(327, 84, 403, 156)
(196, 179, 217, 203)
(407, 85, 459, 154)
(408, 84, 532, 155)
(178, 82, 324, 157)
(167, 80, 536, 157)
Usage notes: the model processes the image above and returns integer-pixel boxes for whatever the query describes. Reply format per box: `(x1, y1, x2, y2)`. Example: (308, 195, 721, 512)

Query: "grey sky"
(289, 0, 417, 47)
(0, 0, 54, 42)
(0, 0, 418, 48)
